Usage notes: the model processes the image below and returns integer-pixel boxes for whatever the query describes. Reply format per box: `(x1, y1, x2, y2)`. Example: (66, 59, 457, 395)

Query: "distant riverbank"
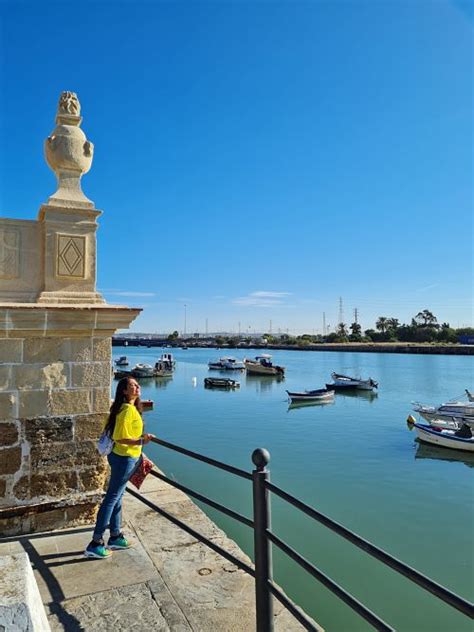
(264, 342, 474, 355)
(113, 338, 473, 355)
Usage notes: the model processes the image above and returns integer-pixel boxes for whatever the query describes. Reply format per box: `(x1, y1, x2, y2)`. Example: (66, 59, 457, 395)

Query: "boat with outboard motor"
(412, 421, 474, 452)
(286, 388, 335, 403)
(114, 356, 129, 366)
(208, 357, 245, 371)
(326, 372, 378, 391)
(204, 377, 240, 389)
(244, 354, 285, 376)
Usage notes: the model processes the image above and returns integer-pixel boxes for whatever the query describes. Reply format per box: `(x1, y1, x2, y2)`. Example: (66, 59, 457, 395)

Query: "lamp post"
(184, 304, 187, 337)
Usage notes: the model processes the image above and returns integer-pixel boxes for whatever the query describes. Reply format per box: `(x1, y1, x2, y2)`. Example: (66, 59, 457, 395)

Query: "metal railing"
(126, 436, 474, 631)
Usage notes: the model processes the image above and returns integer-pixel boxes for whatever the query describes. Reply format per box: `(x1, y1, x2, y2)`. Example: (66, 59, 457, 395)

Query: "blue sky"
(1, 0, 472, 334)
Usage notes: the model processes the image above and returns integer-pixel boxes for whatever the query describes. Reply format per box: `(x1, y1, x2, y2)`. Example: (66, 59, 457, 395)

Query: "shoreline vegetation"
(112, 339, 474, 356)
(114, 310, 473, 355)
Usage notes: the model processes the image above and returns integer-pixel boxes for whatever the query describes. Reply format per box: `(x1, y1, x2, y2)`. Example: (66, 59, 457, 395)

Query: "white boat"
(286, 388, 335, 403)
(413, 422, 474, 452)
(131, 363, 155, 378)
(153, 360, 173, 378)
(244, 354, 285, 376)
(412, 399, 474, 424)
(114, 356, 129, 366)
(208, 357, 245, 371)
(326, 372, 378, 391)
(159, 352, 176, 371)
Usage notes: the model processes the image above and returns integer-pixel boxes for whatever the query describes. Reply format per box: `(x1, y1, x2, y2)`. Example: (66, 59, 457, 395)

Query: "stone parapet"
(0, 552, 51, 631)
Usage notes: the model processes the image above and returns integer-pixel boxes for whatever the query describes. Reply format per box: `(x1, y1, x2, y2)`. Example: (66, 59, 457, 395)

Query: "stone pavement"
(0, 471, 321, 631)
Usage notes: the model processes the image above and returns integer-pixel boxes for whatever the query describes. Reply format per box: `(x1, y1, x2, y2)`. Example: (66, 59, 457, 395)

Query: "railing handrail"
(149, 436, 252, 480)
(140, 437, 474, 630)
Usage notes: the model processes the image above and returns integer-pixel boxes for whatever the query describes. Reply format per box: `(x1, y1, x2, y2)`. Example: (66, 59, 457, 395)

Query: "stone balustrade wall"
(0, 334, 114, 535)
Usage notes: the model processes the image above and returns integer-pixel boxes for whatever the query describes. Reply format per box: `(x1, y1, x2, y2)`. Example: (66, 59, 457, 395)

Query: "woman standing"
(85, 377, 154, 559)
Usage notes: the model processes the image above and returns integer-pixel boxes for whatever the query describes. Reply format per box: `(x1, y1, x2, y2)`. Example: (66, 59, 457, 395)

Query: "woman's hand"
(142, 433, 155, 445)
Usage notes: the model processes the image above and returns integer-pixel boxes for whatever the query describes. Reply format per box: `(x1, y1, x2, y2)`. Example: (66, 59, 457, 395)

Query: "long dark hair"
(104, 377, 143, 436)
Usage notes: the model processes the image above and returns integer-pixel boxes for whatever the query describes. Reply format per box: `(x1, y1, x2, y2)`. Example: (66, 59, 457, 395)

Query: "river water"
(116, 347, 473, 631)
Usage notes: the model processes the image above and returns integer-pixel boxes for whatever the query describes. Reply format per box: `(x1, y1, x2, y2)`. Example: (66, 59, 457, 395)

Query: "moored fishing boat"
(159, 352, 176, 371)
(153, 360, 173, 378)
(204, 377, 240, 389)
(131, 363, 155, 378)
(326, 372, 378, 391)
(412, 398, 474, 425)
(114, 356, 129, 366)
(244, 354, 285, 376)
(412, 422, 474, 452)
(208, 357, 245, 370)
(286, 388, 335, 403)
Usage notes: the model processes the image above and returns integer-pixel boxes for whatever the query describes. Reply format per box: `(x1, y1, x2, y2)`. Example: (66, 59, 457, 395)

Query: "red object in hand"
(129, 455, 154, 489)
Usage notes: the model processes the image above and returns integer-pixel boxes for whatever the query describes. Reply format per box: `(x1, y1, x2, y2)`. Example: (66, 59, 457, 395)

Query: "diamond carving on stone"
(57, 235, 86, 278)
(0, 228, 20, 279)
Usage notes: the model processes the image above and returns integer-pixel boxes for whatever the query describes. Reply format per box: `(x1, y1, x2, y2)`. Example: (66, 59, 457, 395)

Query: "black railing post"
(252, 448, 274, 632)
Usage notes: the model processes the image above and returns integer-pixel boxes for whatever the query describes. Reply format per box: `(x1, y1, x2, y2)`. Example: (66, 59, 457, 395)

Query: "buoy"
(407, 414, 416, 425)
(192, 377, 197, 387)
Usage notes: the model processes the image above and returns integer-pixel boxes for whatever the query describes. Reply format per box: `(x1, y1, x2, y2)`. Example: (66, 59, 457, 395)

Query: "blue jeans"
(93, 451, 140, 541)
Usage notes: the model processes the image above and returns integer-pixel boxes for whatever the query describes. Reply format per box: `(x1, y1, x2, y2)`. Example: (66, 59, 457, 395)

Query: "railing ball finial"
(252, 448, 270, 471)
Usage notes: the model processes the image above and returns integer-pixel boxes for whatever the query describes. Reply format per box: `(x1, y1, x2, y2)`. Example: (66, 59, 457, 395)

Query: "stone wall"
(0, 92, 141, 535)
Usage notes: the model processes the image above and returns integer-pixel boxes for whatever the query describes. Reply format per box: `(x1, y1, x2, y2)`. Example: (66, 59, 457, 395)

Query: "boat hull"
(286, 389, 335, 402)
(245, 362, 284, 376)
(414, 423, 474, 452)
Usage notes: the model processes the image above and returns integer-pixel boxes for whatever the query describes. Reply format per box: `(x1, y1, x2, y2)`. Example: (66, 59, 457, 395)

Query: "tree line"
(264, 310, 473, 345)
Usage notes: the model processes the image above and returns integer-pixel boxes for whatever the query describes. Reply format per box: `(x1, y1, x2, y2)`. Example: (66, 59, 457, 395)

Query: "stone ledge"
(0, 552, 51, 631)
(0, 304, 141, 338)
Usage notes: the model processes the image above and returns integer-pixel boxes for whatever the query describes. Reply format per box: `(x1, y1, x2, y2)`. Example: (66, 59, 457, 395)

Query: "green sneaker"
(108, 533, 132, 550)
(84, 539, 112, 559)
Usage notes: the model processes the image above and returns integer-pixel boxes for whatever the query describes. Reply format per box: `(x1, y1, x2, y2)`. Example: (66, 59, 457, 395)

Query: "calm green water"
(117, 347, 473, 631)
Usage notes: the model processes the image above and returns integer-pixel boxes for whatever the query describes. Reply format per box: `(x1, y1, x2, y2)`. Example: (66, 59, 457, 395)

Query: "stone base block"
(0, 552, 51, 631)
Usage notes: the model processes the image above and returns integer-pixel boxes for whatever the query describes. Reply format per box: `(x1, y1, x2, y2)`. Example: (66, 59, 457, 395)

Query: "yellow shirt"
(112, 403, 143, 458)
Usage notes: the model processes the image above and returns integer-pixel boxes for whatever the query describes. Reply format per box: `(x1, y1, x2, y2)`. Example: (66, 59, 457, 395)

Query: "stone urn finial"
(44, 91, 94, 207)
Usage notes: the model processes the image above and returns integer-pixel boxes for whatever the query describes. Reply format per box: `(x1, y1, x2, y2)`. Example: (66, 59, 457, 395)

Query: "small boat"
(153, 360, 173, 378)
(208, 357, 245, 371)
(114, 356, 129, 366)
(159, 352, 176, 371)
(244, 354, 285, 376)
(131, 363, 155, 378)
(141, 399, 154, 411)
(326, 372, 378, 391)
(114, 369, 132, 380)
(412, 422, 474, 452)
(286, 388, 335, 403)
(204, 377, 240, 389)
(412, 398, 474, 425)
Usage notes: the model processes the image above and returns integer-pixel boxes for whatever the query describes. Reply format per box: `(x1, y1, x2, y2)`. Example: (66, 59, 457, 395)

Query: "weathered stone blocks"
(23, 416, 73, 444)
(0, 422, 19, 446)
(0, 339, 23, 363)
(0, 366, 11, 391)
(93, 337, 111, 362)
(0, 447, 21, 475)
(48, 389, 92, 415)
(71, 362, 110, 387)
(15, 363, 68, 390)
(18, 391, 49, 418)
(14, 472, 78, 501)
(74, 413, 106, 440)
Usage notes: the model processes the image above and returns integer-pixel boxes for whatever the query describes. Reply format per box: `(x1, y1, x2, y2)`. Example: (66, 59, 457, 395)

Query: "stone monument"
(0, 92, 141, 535)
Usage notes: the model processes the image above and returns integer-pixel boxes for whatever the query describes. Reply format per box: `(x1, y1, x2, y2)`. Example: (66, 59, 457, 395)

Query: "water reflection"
(334, 390, 378, 403)
(287, 399, 335, 412)
(415, 441, 474, 468)
(154, 376, 173, 389)
(245, 373, 284, 392)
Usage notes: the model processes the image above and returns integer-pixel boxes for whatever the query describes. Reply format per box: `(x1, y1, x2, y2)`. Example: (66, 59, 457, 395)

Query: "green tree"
(387, 318, 399, 333)
(167, 330, 179, 341)
(349, 322, 362, 341)
(376, 317, 388, 333)
(415, 309, 439, 328)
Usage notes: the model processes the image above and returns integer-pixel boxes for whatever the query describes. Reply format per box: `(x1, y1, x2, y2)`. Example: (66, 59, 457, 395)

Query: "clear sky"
(1, 0, 472, 334)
